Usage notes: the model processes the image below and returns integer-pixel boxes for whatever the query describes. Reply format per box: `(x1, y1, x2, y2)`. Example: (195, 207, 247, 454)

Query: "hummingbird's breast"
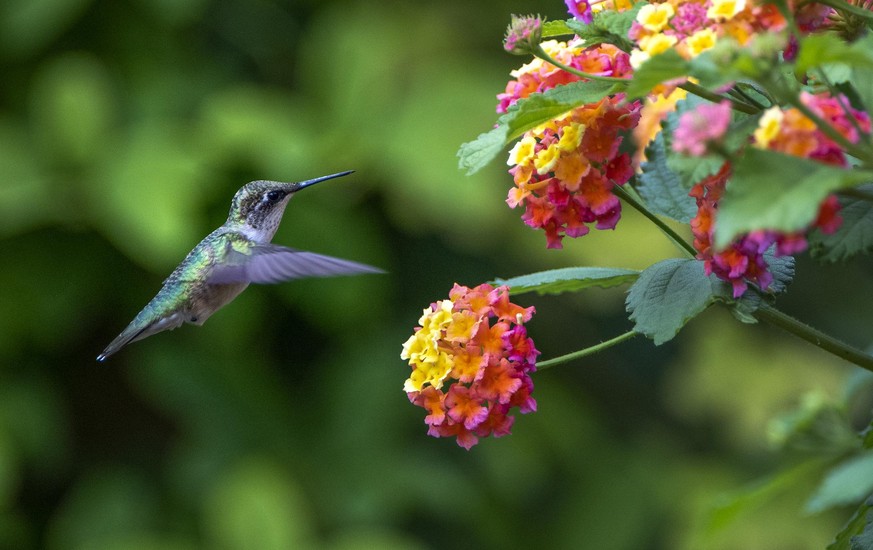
(186, 282, 249, 325)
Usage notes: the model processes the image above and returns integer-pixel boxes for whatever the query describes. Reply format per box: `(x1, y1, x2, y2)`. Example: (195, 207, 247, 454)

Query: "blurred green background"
(1, 0, 871, 548)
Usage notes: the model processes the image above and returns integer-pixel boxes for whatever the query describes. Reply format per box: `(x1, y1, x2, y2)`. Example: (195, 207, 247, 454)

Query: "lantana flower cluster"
(401, 284, 538, 450)
(499, 41, 640, 248)
(507, 97, 642, 248)
(688, 92, 869, 296)
(498, 40, 633, 113)
(625, 0, 832, 67)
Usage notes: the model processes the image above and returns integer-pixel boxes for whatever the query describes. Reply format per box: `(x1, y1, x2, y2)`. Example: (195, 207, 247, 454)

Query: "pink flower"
(504, 14, 543, 55)
(565, 0, 594, 23)
(672, 101, 732, 156)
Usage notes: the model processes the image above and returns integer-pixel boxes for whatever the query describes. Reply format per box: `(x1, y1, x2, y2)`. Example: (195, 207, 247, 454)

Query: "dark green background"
(0, 0, 868, 548)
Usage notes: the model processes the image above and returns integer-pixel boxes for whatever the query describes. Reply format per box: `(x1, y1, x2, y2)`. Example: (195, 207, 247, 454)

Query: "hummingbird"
(97, 170, 382, 361)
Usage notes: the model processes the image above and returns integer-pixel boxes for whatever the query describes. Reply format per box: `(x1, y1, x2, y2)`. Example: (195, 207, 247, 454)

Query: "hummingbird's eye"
(265, 190, 284, 202)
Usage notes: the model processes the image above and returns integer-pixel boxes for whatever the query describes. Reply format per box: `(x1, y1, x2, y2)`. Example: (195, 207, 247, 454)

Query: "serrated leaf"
(542, 19, 574, 38)
(827, 497, 873, 550)
(812, 186, 873, 263)
(457, 127, 506, 176)
(807, 453, 873, 514)
(458, 80, 619, 174)
(714, 148, 873, 249)
(637, 132, 698, 222)
(625, 258, 716, 344)
(566, 5, 642, 51)
(495, 266, 640, 295)
(626, 49, 690, 99)
(766, 249, 795, 294)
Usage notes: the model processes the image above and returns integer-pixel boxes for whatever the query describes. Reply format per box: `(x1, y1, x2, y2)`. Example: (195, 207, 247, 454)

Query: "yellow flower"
(534, 144, 561, 175)
(686, 28, 717, 57)
(636, 3, 675, 32)
(507, 135, 537, 167)
(707, 0, 746, 21)
(753, 107, 784, 147)
(557, 123, 585, 152)
(403, 351, 454, 392)
(640, 33, 678, 56)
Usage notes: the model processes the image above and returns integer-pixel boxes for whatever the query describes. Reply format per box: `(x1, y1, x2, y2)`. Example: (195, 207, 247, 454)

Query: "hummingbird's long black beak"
(292, 170, 354, 192)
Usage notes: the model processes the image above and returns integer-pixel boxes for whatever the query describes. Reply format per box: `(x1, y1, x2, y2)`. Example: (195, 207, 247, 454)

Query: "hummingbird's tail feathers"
(209, 244, 384, 285)
(96, 311, 187, 362)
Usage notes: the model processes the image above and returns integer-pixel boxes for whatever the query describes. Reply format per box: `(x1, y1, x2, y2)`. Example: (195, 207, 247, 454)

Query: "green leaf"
(625, 258, 716, 345)
(458, 80, 618, 174)
(542, 19, 574, 38)
(797, 33, 873, 76)
(566, 4, 642, 51)
(806, 453, 873, 514)
(457, 127, 506, 176)
(766, 249, 795, 295)
(827, 497, 873, 550)
(496, 267, 640, 295)
(852, 503, 873, 550)
(714, 148, 873, 249)
(811, 186, 873, 262)
(636, 132, 698, 223)
(626, 49, 690, 99)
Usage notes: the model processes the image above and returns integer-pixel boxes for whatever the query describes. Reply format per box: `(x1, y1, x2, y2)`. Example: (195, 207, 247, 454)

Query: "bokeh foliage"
(1, 0, 871, 548)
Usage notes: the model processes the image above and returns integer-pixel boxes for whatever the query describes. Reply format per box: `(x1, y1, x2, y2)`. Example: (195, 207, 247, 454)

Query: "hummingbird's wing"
(208, 243, 384, 285)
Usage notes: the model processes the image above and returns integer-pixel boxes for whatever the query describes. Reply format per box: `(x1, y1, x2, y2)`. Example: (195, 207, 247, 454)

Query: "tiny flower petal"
(637, 3, 675, 32)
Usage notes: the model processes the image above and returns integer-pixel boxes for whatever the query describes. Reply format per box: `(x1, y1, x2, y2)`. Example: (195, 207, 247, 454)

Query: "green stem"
(680, 82, 760, 115)
(731, 85, 768, 110)
(755, 304, 873, 373)
(532, 44, 628, 84)
(537, 330, 637, 370)
(614, 184, 698, 258)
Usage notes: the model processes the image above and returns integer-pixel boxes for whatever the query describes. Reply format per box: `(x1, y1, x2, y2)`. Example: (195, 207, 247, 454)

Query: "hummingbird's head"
(227, 171, 354, 240)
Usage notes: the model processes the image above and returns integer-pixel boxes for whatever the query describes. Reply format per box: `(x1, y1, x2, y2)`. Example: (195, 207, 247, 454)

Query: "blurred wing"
(209, 243, 384, 285)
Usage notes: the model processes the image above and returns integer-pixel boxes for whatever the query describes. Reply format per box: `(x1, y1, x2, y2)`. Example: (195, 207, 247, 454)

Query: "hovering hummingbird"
(97, 170, 381, 361)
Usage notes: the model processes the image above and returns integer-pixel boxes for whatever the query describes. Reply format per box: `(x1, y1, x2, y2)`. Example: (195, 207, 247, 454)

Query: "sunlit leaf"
(458, 80, 619, 174)
(496, 267, 640, 295)
(625, 258, 716, 344)
(715, 148, 873, 249)
(542, 19, 573, 37)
